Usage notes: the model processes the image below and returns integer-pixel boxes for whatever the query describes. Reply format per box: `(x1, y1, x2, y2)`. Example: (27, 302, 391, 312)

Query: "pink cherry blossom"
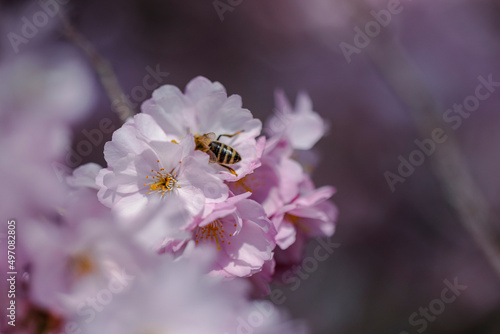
(124, 195, 193, 253)
(229, 143, 305, 219)
(96, 113, 228, 220)
(229, 156, 282, 217)
(141, 76, 264, 180)
(0, 49, 96, 124)
(0, 120, 69, 221)
(66, 162, 102, 191)
(161, 193, 277, 279)
(0, 50, 96, 221)
(230, 135, 336, 266)
(77, 248, 309, 334)
(272, 174, 337, 264)
(17, 198, 146, 317)
(247, 258, 276, 297)
(0, 52, 335, 333)
(265, 89, 328, 151)
(65, 163, 111, 220)
(68, 163, 190, 253)
(78, 249, 247, 334)
(235, 103, 337, 265)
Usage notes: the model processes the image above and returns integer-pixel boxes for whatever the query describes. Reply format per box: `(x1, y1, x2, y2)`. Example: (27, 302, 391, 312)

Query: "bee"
(194, 131, 243, 176)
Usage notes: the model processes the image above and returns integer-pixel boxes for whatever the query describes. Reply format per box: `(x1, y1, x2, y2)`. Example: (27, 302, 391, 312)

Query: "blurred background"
(2, 0, 500, 333)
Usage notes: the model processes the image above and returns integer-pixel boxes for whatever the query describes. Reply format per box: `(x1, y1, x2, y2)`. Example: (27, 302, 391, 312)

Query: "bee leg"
(216, 130, 244, 141)
(219, 164, 238, 176)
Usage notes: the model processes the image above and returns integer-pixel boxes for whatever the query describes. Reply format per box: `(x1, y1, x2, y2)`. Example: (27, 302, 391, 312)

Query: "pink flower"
(141, 76, 263, 180)
(229, 158, 281, 217)
(229, 150, 337, 265)
(272, 175, 337, 264)
(65, 163, 111, 220)
(0, 51, 96, 220)
(229, 88, 337, 269)
(265, 90, 327, 151)
(72, 163, 191, 253)
(18, 199, 146, 317)
(78, 249, 248, 334)
(125, 195, 193, 253)
(231, 135, 336, 266)
(229, 112, 324, 221)
(66, 162, 102, 191)
(96, 113, 228, 220)
(247, 259, 276, 297)
(78, 248, 309, 334)
(229, 147, 304, 219)
(162, 193, 277, 279)
(0, 119, 69, 220)
(0, 49, 96, 124)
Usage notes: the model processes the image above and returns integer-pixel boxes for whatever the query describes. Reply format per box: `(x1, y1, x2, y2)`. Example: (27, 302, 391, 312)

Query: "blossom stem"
(354, 3, 500, 281)
(58, 11, 135, 123)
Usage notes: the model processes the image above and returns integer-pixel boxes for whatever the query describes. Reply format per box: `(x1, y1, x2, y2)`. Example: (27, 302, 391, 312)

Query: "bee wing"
(206, 132, 216, 140)
(206, 149, 218, 163)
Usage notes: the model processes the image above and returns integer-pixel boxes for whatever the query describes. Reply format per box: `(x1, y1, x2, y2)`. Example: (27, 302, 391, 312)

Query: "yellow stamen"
(69, 252, 95, 279)
(144, 163, 179, 196)
(287, 214, 310, 234)
(194, 220, 233, 251)
(235, 179, 253, 193)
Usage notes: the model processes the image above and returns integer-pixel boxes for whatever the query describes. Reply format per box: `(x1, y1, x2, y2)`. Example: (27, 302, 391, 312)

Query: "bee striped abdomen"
(209, 141, 241, 164)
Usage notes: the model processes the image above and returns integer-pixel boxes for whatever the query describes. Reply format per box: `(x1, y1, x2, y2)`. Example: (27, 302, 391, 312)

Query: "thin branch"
(58, 11, 135, 123)
(352, 2, 500, 280)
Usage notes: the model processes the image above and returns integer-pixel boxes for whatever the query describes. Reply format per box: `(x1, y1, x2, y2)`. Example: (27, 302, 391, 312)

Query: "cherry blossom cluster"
(96, 76, 337, 287)
(1, 54, 336, 334)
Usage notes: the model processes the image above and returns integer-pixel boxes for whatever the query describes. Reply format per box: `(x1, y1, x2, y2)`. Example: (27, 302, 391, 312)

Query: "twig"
(58, 11, 135, 123)
(352, 3, 500, 280)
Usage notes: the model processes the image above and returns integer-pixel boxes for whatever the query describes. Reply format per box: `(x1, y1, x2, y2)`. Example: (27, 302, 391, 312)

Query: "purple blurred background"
(2, 0, 500, 333)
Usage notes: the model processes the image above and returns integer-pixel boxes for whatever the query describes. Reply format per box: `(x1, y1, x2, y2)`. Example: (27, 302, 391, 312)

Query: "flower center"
(234, 178, 253, 193)
(286, 214, 309, 234)
(144, 160, 180, 196)
(68, 252, 95, 279)
(194, 220, 233, 251)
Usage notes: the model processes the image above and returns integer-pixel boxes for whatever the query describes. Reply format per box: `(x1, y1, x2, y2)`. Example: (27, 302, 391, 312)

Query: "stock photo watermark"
(271, 238, 340, 303)
(213, 0, 245, 22)
(8, 0, 69, 54)
(340, 0, 412, 64)
(385, 74, 500, 192)
(227, 301, 281, 334)
(229, 237, 340, 334)
(400, 277, 467, 334)
(1, 218, 135, 333)
(51, 118, 116, 182)
(265, 107, 290, 134)
(111, 64, 169, 121)
(5, 219, 17, 327)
